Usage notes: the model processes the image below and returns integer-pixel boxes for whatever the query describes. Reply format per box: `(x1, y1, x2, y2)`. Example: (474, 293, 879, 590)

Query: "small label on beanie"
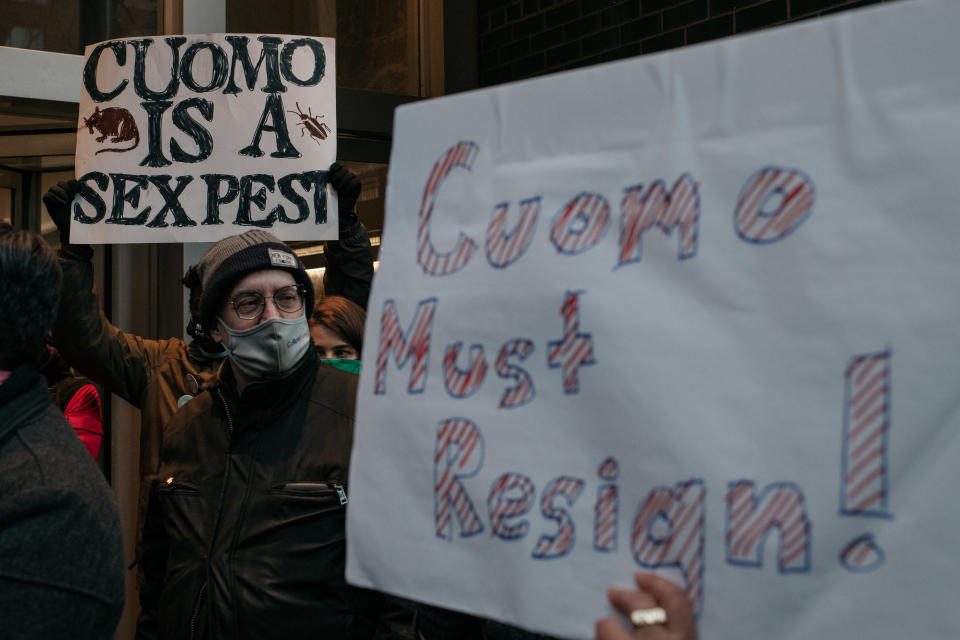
(269, 248, 297, 268)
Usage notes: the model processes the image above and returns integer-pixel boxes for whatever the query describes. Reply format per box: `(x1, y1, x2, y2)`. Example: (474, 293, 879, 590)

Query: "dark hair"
(182, 263, 203, 310)
(310, 296, 366, 356)
(0, 227, 62, 369)
(181, 262, 206, 338)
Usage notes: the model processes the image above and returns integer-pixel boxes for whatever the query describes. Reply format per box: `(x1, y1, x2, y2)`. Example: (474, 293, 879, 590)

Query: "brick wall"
(478, 0, 899, 86)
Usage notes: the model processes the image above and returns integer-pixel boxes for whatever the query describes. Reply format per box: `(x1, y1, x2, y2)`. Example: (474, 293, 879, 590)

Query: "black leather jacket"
(138, 351, 402, 639)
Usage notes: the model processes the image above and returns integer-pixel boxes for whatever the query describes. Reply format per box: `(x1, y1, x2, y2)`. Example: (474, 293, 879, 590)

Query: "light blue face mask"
(218, 314, 311, 379)
(321, 358, 361, 375)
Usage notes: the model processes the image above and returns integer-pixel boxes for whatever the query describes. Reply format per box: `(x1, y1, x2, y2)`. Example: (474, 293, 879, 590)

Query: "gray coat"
(0, 366, 124, 639)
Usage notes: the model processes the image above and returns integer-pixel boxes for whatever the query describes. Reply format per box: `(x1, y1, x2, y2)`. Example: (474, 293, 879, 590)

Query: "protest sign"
(345, 1, 960, 638)
(72, 34, 336, 243)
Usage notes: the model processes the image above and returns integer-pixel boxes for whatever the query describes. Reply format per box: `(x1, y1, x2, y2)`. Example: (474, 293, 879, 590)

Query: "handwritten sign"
(346, 1, 960, 638)
(72, 34, 337, 243)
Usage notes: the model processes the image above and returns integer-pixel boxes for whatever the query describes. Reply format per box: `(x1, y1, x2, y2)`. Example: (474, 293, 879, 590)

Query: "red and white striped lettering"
(495, 339, 535, 409)
(734, 167, 814, 244)
(434, 418, 485, 540)
(418, 141, 479, 275)
(532, 476, 585, 559)
(374, 298, 437, 395)
(442, 342, 488, 398)
(841, 350, 892, 517)
(839, 533, 885, 572)
(631, 480, 706, 615)
(486, 197, 540, 268)
(617, 175, 699, 267)
(549, 192, 610, 255)
(487, 472, 535, 540)
(547, 291, 595, 394)
(594, 457, 619, 552)
(725, 481, 811, 573)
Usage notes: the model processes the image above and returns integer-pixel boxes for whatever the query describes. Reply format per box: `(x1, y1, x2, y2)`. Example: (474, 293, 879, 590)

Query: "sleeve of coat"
(322, 217, 374, 310)
(51, 247, 172, 409)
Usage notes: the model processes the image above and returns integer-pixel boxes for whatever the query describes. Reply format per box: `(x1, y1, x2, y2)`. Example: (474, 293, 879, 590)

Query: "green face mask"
(322, 358, 361, 375)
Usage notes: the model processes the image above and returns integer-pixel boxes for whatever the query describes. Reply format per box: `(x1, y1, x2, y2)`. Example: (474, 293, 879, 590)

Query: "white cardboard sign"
(72, 34, 337, 243)
(347, 1, 960, 638)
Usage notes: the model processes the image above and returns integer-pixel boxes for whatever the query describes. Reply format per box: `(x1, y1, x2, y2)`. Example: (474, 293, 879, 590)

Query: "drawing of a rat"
(80, 106, 140, 155)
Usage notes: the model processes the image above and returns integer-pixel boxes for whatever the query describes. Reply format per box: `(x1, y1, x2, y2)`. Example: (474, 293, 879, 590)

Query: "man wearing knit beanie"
(199, 230, 315, 332)
(138, 231, 406, 638)
(195, 230, 315, 386)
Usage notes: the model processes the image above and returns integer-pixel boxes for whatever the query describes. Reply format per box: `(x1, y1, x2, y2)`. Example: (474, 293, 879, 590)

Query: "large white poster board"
(72, 34, 337, 243)
(347, 1, 960, 638)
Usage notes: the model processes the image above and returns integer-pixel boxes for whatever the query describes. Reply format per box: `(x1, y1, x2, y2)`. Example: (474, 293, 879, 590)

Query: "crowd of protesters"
(0, 165, 696, 640)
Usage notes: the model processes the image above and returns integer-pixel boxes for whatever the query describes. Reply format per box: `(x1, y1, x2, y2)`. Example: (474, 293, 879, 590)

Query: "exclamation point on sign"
(838, 348, 893, 572)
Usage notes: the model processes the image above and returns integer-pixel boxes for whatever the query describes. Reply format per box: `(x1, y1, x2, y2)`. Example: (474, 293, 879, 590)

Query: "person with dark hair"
(138, 230, 404, 639)
(310, 294, 365, 370)
(41, 163, 372, 583)
(0, 225, 124, 638)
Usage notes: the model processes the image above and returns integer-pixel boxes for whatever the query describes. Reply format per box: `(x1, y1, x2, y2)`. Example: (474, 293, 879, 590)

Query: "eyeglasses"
(228, 284, 305, 319)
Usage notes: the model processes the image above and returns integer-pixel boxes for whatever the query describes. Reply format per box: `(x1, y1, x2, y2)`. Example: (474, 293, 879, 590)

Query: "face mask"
(321, 358, 361, 375)
(218, 314, 311, 379)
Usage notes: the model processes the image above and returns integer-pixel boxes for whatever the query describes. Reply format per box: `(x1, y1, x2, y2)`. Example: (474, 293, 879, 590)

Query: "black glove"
(328, 162, 361, 230)
(42, 179, 81, 245)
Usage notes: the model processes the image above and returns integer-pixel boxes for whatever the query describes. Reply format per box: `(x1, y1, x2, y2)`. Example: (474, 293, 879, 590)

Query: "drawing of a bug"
(288, 102, 332, 144)
(79, 105, 140, 155)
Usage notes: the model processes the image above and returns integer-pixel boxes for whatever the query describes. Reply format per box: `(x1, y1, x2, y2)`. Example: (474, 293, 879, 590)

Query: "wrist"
(338, 209, 359, 231)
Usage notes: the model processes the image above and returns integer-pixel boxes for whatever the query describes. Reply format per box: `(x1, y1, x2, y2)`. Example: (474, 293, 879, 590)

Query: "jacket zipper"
(218, 387, 235, 438)
(273, 481, 348, 505)
(189, 388, 236, 639)
(189, 581, 207, 640)
(159, 481, 199, 495)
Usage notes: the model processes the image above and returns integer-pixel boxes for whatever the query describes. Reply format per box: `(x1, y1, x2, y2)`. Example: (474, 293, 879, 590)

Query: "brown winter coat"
(51, 248, 224, 567)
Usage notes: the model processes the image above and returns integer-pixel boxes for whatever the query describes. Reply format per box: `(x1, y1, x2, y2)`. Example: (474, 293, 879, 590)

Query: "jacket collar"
(216, 349, 318, 431)
(0, 366, 51, 443)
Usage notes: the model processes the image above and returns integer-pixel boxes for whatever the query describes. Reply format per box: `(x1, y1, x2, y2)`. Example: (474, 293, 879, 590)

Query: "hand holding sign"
(597, 574, 698, 640)
(329, 162, 361, 230)
(43, 180, 82, 245)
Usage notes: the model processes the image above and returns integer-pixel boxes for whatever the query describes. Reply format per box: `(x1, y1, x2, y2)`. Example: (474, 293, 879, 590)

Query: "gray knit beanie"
(198, 230, 314, 331)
